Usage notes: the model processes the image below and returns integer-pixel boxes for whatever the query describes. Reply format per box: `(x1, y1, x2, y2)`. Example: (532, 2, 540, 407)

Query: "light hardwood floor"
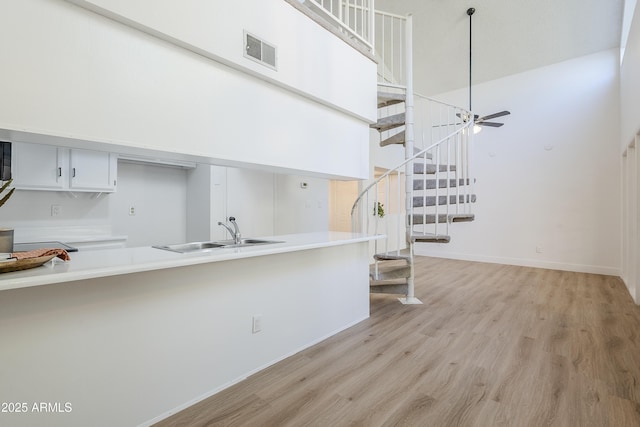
(154, 257, 640, 427)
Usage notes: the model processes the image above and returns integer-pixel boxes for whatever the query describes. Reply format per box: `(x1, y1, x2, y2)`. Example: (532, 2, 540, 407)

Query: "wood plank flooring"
(154, 257, 640, 427)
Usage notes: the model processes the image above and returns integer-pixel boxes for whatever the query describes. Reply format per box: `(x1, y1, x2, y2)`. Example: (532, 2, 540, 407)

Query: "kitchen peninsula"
(0, 232, 378, 427)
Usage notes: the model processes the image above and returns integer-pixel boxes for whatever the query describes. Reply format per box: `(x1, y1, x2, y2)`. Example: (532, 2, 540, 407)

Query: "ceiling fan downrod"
(465, 7, 510, 129)
(467, 7, 475, 112)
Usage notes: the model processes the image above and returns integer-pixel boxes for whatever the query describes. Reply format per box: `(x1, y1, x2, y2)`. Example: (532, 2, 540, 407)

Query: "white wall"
(621, 0, 638, 66)
(620, 2, 640, 303)
(227, 167, 276, 238)
(1, 160, 329, 249)
(110, 162, 188, 247)
(274, 175, 329, 235)
(0, 0, 374, 179)
(413, 50, 621, 275)
(186, 166, 278, 241)
(0, 161, 189, 247)
(621, 5, 640, 145)
(0, 190, 110, 231)
(370, 129, 406, 171)
(66, 0, 376, 122)
(186, 164, 217, 242)
(187, 165, 330, 239)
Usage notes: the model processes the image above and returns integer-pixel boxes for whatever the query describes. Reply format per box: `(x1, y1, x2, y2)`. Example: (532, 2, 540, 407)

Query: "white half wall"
(416, 50, 621, 276)
(0, 0, 374, 179)
(64, 0, 377, 122)
(0, 242, 370, 427)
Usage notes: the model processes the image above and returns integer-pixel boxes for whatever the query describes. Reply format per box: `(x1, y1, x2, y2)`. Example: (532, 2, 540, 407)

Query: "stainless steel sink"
(152, 241, 228, 253)
(152, 239, 283, 253)
(211, 238, 283, 247)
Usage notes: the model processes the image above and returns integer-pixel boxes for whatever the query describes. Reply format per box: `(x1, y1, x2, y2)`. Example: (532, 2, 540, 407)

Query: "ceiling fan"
(465, 7, 510, 129)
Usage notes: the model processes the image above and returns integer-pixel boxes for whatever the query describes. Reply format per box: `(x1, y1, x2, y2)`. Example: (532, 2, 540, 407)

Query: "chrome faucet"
(218, 216, 241, 244)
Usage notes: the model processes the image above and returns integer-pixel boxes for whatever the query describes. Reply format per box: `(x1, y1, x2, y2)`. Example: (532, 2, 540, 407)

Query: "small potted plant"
(0, 179, 15, 252)
(373, 201, 385, 218)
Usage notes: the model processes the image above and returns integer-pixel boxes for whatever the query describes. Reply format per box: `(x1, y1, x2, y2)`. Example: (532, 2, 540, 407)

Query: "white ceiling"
(375, 0, 624, 97)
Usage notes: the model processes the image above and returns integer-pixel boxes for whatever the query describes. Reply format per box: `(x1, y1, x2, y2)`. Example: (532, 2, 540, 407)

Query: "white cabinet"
(11, 142, 117, 192)
(11, 143, 66, 190)
(69, 149, 117, 192)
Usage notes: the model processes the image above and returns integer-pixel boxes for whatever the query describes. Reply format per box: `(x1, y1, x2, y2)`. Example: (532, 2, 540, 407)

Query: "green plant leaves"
(0, 179, 15, 208)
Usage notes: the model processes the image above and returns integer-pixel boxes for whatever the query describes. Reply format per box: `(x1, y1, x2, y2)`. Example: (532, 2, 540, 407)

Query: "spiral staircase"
(296, 1, 478, 304)
(350, 13, 477, 304)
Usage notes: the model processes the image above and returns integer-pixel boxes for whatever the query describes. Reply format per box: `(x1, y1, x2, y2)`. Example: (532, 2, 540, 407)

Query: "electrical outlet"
(252, 315, 262, 334)
(536, 246, 543, 254)
(129, 206, 136, 216)
(51, 204, 61, 217)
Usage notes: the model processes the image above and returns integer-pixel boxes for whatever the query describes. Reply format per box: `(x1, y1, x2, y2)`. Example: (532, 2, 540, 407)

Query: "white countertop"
(0, 232, 381, 292)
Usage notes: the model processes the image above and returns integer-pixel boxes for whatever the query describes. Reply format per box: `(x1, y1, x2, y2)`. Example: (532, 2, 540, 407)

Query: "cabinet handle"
(58, 167, 62, 177)
(72, 167, 76, 178)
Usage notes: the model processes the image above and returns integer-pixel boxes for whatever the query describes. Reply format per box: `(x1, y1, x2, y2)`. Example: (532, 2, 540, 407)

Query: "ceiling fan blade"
(478, 110, 511, 121)
(478, 121, 504, 127)
(432, 122, 464, 127)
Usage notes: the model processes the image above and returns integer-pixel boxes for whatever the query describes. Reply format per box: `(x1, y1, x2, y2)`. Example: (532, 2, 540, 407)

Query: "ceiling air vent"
(244, 31, 277, 70)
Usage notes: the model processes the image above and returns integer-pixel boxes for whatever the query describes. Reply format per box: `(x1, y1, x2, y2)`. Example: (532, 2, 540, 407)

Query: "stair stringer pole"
(399, 14, 422, 305)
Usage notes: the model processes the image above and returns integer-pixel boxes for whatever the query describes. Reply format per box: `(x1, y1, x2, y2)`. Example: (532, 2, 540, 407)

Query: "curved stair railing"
(351, 92, 475, 304)
(308, 5, 478, 304)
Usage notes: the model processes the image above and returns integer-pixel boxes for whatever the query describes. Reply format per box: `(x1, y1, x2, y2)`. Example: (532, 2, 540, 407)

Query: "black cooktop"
(13, 241, 79, 252)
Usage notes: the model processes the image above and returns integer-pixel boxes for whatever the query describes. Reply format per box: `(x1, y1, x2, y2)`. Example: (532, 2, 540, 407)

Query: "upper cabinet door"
(11, 142, 117, 192)
(11, 142, 67, 190)
(69, 149, 117, 192)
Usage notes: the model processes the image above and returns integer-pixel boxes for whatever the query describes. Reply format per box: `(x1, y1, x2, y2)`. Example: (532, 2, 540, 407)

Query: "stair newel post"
(404, 13, 415, 245)
(400, 14, 421, 305)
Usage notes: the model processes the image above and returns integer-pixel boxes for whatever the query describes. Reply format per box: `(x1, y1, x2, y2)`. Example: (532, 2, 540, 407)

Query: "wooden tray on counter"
(0, 255, 56, 274)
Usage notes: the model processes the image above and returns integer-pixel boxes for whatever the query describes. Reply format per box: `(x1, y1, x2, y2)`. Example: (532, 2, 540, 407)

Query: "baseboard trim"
(139, 314, 370, 427)
(413, 250, 621, 277)
(621, 275, 638, 304)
